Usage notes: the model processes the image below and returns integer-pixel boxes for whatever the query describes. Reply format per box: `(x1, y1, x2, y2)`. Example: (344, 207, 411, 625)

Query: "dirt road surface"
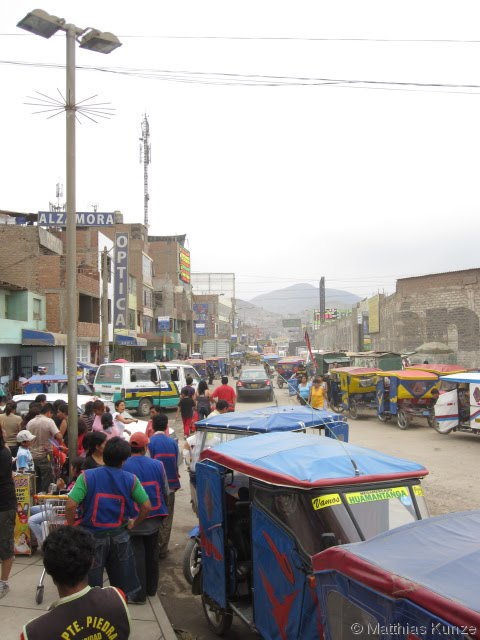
(155, 383, 480, 639)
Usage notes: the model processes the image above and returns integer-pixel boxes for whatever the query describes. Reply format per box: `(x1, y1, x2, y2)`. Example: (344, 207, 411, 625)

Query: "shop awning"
(114, 334, 147, 347)
(22, 329, 67, 346)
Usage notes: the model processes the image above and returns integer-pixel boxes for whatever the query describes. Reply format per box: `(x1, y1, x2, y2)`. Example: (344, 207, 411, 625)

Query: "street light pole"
(66, 24, 78, 458)
(17, 9, 122, 466)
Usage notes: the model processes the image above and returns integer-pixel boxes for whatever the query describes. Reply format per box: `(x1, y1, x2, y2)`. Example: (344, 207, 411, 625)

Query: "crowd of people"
(0, 375, 241, 637)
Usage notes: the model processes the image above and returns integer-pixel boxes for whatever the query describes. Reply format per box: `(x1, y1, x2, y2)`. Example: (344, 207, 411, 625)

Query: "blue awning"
(22, 329, 67, 346)
(114, 334, 147, 347)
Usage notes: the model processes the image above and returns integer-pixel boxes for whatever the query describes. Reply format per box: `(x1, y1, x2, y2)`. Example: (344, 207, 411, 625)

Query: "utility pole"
(319, 277, 325, 324)
(139, 114, 151, 228)
(101, 246, 109, 363)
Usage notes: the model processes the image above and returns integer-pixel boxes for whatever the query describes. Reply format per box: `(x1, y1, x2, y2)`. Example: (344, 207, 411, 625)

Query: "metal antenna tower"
(49, 182, 65, 212)
(139, 114, 151, 227)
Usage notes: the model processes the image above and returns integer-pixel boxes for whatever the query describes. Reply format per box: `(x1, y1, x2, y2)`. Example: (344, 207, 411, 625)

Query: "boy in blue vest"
(148, 414, 179, 558)
(123, 432, 169, 600)
(66, 437, 152, 604)
(21, 526, 130, 640)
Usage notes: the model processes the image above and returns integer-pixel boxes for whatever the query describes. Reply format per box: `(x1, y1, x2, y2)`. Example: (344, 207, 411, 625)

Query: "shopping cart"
(32, 494, 69, 604)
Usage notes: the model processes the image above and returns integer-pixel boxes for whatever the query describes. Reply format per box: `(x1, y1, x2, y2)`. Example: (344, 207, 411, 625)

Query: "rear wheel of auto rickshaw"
(397, 410, 410, 430)
(378, 412, 391, 422)
(183, 537, 201, 585)
(433, 419, 451, 435)
(348, 401, 358, 420)
(202, 595, 233, 635)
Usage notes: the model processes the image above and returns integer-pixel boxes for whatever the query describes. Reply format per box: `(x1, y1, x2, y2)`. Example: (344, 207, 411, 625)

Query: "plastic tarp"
(196, 460, 227, 608)
(440, 372, 480, 384)
(313, 511, 480, 634)
(201, 431, 427, 488)
(195, 405, 347, 433)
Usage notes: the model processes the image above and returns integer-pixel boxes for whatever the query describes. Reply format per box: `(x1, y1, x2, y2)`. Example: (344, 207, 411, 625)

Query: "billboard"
(194, 321, 206, 336)
(282, 318, 302, 328)
(193, 303, 208, 321)
(179, 248, 191, 284)
(157, 316, 170, 331)
(38, 211, 115, 226)
(324, 308, 338, 321)
(368, 294, 380, 333)
(113, 232, 128, 331)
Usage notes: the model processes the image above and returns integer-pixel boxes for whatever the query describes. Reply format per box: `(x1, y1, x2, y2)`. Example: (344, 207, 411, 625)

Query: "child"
(101, 412, 120, 440)
(15, 430, 36, 472)
(176, 390, 195, 437)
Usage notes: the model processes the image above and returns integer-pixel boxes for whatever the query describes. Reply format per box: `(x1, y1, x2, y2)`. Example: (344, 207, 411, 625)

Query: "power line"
(3, 59, 480, 94)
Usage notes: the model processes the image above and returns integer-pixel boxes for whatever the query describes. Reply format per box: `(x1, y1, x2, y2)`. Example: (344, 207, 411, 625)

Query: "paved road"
(155, 382, 480, 639)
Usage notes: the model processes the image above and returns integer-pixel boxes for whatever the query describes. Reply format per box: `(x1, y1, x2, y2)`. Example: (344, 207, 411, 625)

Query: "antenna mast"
(139, 114, 151, 227)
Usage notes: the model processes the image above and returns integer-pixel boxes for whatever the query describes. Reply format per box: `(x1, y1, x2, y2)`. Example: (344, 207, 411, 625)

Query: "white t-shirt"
(112, 412, 126, 436)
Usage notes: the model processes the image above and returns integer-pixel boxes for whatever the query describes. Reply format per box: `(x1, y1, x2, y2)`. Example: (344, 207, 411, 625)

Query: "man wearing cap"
(123, 432, 169, 601)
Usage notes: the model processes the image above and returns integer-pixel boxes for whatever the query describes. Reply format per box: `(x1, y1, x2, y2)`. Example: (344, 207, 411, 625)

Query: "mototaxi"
(276, 357, 306, 389)
(195, 431, 429, 638)
(185, 358, 207, 378)
(329, 367, 380, 419)
(433, 371, 480, 435)
(183, 406, 349, 584)
(376, 369, 439, 429)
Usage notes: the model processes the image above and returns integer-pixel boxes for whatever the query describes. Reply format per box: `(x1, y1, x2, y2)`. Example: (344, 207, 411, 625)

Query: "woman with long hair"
(0, 401, 22, 460)
(81, 431, 107, 470)
(195, 379, 212, 420)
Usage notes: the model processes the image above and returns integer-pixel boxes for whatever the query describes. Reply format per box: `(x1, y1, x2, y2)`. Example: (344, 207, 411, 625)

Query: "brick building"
(314, 268, 480, 368)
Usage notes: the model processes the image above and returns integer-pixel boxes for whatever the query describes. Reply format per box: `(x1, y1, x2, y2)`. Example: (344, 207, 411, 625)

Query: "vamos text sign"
(113, 233, 129, 330)
(38, 211, 115, 226)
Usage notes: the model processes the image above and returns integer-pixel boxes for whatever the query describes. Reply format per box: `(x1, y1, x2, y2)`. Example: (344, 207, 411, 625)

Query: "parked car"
(236, 368, 274, 401)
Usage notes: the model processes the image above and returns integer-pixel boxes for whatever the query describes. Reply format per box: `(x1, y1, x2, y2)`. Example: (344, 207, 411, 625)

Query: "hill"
(249, 283, 361, 315)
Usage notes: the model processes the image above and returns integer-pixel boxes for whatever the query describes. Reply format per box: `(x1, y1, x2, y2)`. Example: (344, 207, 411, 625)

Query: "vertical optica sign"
(179, 247, 191, 284)
(114, 232, 129, 331)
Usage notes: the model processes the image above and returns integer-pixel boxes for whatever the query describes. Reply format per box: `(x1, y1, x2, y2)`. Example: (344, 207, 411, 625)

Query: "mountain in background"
(249, 283, 361, 315)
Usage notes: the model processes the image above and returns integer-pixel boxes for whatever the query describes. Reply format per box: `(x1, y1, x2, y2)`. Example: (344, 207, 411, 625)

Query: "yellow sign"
(413, 485, 424, 497)
(14, 474, 35, 555)
(312, 493, 342, 511)
(346, 486, 410, 505)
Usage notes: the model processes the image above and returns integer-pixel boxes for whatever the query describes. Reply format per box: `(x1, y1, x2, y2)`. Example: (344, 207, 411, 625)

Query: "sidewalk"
(1, 553, 178, 640)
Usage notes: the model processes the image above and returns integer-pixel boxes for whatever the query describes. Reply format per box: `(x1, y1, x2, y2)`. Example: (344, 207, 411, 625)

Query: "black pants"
(197, 405, 210, 420)
(130, 530, 160, 599)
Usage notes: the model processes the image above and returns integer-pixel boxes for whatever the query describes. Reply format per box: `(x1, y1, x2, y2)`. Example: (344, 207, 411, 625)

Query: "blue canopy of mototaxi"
(313, 510, 480, 623)
(439, 372, 480, 384)
(200, 431, 427, 488)
(195, 405, 346, 433)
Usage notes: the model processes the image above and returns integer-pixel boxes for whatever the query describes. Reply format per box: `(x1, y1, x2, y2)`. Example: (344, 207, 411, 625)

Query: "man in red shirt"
(211, 377, 237, 412)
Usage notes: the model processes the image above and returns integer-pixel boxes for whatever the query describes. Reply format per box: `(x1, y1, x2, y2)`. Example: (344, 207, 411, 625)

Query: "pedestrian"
(27, 403, 63, 492)
(309, 377, 327, 409)
(81, 431, 107, 470)
(124, 432, 169, 600)
(66, 437, 152, 603)
(0, 429, 16, 599)
(194, 380, 212, 420)
(113, 399, 138, 438)
(80, 400, 95, 432)
(145, 405, 162, 438)
(0, 401, 22, 461)
(211, 376, 237, 412)
(181, 375, 196, 399)
(297, 375, 311, 406)
(207, 364, 214, 385)
(15, 430, 36, 472)
(53, 402, 68, 438)
(148, 414, 179, 559)
(206, 399, 229, 419)
(21, 402, 41, 429)
(101, 412, 121, 440)
(176, 390, 196, 437)
(91, 399, 106, 431)
(21, 526, 131, 640)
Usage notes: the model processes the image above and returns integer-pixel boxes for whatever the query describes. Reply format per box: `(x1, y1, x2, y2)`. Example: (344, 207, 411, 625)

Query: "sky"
(2, 1, 480, 302)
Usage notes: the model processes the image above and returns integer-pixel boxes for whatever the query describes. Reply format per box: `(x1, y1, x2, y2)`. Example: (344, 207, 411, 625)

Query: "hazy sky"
(2, 1, 480, 301)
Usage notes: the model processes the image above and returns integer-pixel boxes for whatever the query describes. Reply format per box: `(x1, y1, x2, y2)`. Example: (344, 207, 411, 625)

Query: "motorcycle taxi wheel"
(183, 537, 201, 586)
(378, 412, 391, 422)
(397, 410, 410, 430)
(202, 595, 233, 635)
(348, 401, 358, 420)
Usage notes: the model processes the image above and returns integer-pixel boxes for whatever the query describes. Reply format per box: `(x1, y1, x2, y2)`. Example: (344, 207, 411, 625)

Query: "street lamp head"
(17, 9, 65, 38)
(79, 29, 122, 54)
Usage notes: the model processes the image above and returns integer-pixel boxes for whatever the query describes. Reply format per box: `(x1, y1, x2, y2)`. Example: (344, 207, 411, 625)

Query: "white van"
(93, 362, 201, 416)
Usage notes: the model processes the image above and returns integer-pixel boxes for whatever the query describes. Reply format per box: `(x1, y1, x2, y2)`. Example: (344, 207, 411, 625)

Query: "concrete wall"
(313, 269, 480, 368)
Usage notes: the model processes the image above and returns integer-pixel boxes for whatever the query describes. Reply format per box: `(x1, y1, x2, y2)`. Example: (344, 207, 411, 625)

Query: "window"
(143, 287, 153, 308)
(128, 309, 136, 331)
(128, 276, 137, 295)
(96, 364, 122, 383)
(77, 343, 90, 362)
(154, 291, 163, 306)
(142, 254, 153, 283)
(142, 316, 153, 334)
(33, 298, 42, 320)
(327, 591, 380, 640)
(130, 368, 157, 383)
